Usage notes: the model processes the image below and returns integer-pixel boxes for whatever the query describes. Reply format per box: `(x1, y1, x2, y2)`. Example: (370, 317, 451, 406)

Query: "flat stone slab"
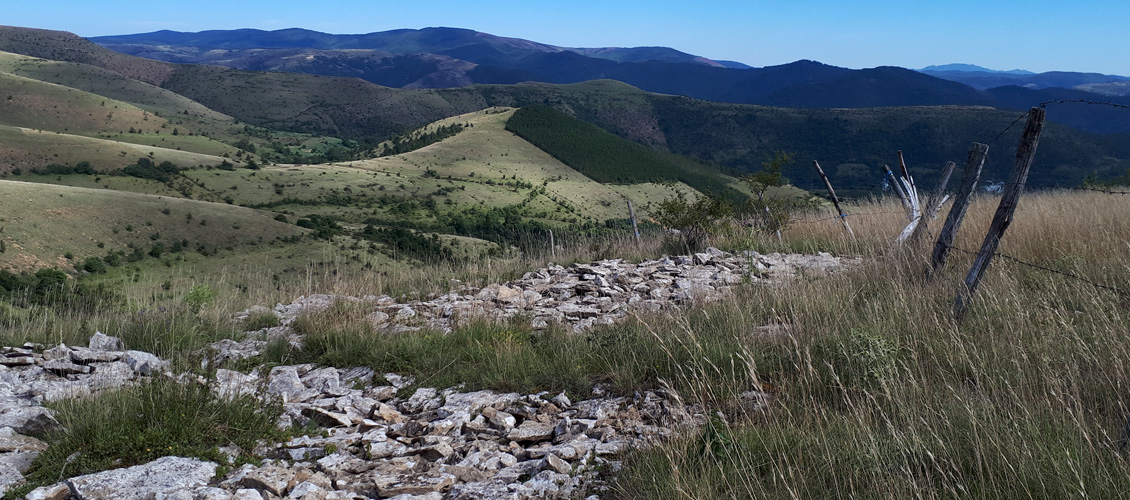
(66, 456, 217, 500)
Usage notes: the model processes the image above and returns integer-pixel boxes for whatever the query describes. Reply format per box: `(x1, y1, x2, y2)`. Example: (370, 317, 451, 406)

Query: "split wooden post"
(930, 143, 989, 273)
(908, 160, 956, 244)
(954, 108, 1045, 320)
(883, 164, 912, 215)
(548, 229, 556, 259)
(813, 160, 854, 237)
(897, 150, 916, 196)
(627, 200, 642, 245)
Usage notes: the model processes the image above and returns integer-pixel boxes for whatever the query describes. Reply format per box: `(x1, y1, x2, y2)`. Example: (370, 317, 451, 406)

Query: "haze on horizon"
(7, 0, 1129, 76)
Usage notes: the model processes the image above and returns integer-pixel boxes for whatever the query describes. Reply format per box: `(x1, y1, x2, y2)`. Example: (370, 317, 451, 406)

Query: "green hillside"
(180, 107, 699, 228)
(0, 180, 306, 272)
(0, 125, 232, 173)
(0, 51, 227, 121)
(0, 26, 1127, 192)
(505, 105, 739, 197)
(0, 71, 167, 135)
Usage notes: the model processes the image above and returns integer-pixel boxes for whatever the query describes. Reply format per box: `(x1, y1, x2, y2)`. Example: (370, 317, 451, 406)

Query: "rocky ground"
(0, 249, 855, 499)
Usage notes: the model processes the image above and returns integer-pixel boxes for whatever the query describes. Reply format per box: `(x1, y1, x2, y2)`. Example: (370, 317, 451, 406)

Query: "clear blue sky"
(7, 0, 1129, 75)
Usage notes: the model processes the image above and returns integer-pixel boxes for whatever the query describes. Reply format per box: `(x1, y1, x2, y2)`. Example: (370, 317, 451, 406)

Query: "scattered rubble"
(3, 249, 852, 498)
(4, 332, 709, 499)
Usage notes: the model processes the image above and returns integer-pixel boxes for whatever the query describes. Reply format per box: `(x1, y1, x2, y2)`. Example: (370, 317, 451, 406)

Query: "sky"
(7, 0, 1129, 75)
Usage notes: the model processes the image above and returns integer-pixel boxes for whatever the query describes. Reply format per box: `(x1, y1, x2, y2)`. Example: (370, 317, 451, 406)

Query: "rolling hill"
(0, 180, 305, 271)
(2, 25, 1130, 196)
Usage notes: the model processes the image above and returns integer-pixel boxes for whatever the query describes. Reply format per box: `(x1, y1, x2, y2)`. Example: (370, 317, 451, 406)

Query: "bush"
(81, 256, 106, 274)
(184, 284, 215, 313)
(648, 191, 734, 251)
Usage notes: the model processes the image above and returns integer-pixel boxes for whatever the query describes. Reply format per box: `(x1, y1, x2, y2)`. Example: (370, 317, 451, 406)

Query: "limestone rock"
(0, 406, 60, 435)
(240, 465, 296, 496)
(24, 483, 71, 500)
(124, 350, 168, 376)
(66, 456, 217, 500)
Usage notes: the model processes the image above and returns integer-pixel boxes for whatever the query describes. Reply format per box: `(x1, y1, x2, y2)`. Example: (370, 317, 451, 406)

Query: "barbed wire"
(979, 99, 1130, 149)
(943, 244, 1129, 296)
(788, 210, 906, 225)
(1039, 99, 1130, 111)
(987, 109, 1031, 146)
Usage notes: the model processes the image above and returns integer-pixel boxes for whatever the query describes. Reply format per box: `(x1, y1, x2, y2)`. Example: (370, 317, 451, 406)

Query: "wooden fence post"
(897, 150, 916, 196)
(884, 164, 912, 215)
(627, 200, 641, 245)
(549, 229, 556, 259)
(908, 161, 956, 244)
(930, 143, 989, 273)
(813, 160, 854, 238)
(954, 109, 1045, 320)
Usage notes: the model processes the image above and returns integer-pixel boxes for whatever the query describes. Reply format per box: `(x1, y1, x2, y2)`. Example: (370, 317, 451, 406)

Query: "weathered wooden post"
(897, 150, 916, 196)
(907, 161, 956, 244)
(627, 200, 641, 245)
(549, 229, 556, 259)
(954, 109, 1044, 320)
(813, 160, 854, 238)
(883, 164, 912, 215)
(930, 143, 989, 273)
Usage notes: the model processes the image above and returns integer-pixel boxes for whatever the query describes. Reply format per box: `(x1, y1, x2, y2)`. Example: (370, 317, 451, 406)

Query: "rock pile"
(236, 248, 854, 338)
(0, 333, 171, 496)
(9, 333, 709, 499)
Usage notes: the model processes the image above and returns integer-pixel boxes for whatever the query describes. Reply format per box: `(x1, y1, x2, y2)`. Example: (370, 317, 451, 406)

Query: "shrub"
(81, 256, 106, 274)
(184, 284, 215, 313)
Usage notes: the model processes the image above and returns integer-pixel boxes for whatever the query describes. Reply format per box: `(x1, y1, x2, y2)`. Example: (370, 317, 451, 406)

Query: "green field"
(0, 180, 306, 271)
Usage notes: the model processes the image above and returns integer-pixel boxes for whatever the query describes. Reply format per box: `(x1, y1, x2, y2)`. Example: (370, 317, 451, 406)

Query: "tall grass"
(613, 190, 1130, 499)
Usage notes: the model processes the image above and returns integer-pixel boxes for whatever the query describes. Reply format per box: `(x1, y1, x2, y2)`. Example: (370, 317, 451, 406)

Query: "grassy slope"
(0, 71, 168, 134)
(0, 51, 227, 120)
(0, 180, 306, 271)
(181, 108, 700, 225)
(0, 125, 230, 172)
(0, 58, 242, 171)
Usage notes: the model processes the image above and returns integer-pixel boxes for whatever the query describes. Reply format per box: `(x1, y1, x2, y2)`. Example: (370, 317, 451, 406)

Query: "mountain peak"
(920, 63, 1034, 75)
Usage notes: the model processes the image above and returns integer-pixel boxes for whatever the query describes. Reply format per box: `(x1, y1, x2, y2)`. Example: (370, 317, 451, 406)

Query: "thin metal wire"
(944, 244, 1128, 296)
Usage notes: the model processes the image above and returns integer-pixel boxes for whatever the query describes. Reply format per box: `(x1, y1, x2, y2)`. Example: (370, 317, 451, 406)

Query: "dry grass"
(613, 189, 1130, 499)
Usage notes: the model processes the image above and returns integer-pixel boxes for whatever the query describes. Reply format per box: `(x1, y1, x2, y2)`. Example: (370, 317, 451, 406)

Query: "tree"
(744, 151, 795, 238)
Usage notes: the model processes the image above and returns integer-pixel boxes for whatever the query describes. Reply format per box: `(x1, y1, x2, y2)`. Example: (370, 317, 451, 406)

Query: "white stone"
(66, 456, 217, 500)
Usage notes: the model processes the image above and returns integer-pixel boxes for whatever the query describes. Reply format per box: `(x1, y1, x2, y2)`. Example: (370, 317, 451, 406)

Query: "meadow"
(6, 187, 1130, 498)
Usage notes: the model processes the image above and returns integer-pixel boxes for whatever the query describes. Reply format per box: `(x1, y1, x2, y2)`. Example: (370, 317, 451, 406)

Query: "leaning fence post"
(908, 160, 957, 244)
(627, 200, 641, 245)
(884, 164, 912, 215)
(931, 143, 989, 274)
(954, 109, 1044, 320)
(897, 150, 916, 196)
(813, 160, 854, 238)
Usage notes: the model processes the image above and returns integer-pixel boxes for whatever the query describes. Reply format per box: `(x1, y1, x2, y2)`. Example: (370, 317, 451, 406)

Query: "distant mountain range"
(89, 28, 1130, 134)
(919, 63, 1130, 94)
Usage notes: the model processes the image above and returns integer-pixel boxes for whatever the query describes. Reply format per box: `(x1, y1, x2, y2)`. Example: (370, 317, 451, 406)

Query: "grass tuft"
(17, 378, 282, 494)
